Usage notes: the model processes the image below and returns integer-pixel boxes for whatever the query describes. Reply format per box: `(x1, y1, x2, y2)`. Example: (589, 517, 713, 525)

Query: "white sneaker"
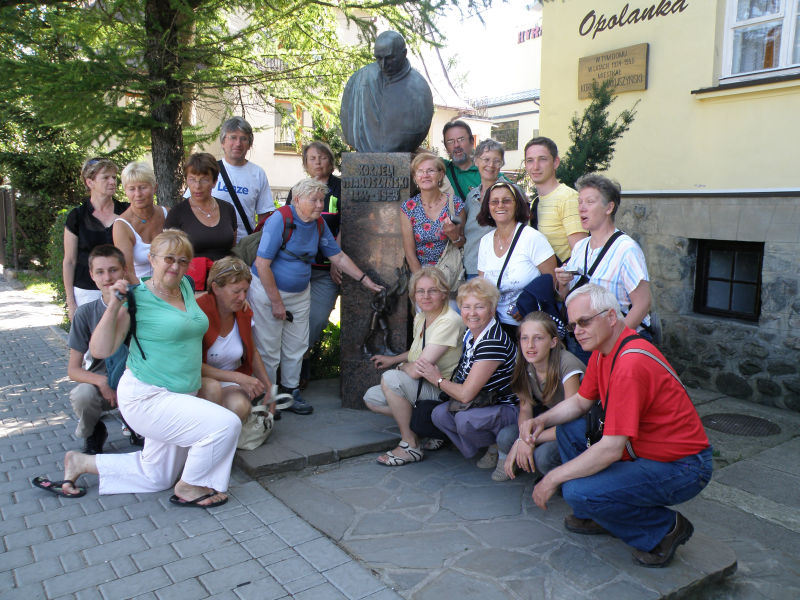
(476, 444, 498, 469)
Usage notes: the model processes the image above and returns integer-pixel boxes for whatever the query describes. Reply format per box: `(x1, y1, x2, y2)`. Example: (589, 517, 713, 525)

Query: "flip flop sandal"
(169, 491, 228, 508)
(376, 441, 423, 466)
(32, 476, 87, 498)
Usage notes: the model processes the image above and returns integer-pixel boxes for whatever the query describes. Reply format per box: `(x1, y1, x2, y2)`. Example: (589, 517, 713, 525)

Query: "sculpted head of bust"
(373, 31, 408, 78)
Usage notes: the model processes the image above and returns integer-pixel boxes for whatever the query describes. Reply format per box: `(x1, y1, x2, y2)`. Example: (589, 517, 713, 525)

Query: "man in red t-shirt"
(520, 283, 711, 567)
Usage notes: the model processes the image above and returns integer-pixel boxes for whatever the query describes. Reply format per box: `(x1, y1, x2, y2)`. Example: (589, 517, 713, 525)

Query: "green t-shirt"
(444, 159, 481, 200)
(127, 277, 209, 393)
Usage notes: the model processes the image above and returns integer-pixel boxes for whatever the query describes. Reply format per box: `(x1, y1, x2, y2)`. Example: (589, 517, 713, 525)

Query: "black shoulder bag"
(410, 320, 447, 439)
(529, 194, 539, 230)
(217, 160, 253, 235)
(447, 162, 468, 201)
(566, 230, 624, 298)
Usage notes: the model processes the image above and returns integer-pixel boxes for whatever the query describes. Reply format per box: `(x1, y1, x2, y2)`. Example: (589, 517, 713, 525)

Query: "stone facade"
(616, 194, 800, 412)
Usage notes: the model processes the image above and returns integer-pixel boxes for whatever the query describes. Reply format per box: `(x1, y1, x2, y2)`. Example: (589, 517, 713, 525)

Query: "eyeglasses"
(152, 254, 191, 267)
(444, 136, 467, 147)
(187, 176, 213, 186)
(566, 309, 609, 332)
(489, 198, 515, 207)
(212, 263, 246, 282)
(415, 168, 439, 177)
(479, 158, 504, 167)
(415, 288, 444, 297)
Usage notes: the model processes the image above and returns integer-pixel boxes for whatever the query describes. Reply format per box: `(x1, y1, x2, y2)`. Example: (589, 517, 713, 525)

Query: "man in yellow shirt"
(525, 137, 587, 263)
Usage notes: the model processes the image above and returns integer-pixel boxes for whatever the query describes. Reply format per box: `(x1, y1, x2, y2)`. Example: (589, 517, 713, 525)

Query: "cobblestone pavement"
(0, 275, 400, 600)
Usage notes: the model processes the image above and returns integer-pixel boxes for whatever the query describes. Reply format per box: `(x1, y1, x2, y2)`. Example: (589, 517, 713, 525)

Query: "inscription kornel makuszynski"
(342, 163, 410, 202)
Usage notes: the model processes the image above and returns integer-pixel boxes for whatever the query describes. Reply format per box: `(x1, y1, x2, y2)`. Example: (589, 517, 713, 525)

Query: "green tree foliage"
(556, 80, 638, 189)
(0, 0, 495, 207)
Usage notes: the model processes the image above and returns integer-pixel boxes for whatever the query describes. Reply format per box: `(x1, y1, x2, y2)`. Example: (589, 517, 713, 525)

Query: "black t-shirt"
(164, 198, 237, 261)
(65, 199, 129, 290)
(286, 174, 341, 267)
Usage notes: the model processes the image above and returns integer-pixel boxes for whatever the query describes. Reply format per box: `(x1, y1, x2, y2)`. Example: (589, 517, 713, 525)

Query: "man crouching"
(521, 283, 711, 567)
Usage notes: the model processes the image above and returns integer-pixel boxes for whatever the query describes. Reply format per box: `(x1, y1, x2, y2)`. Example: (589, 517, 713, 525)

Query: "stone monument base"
(339, 152, 413, 409)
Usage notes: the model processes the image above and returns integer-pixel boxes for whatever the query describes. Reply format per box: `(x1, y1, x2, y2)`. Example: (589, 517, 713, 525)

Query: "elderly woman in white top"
(462, 139, 506, 279)
(113, 162, 168, 284)
(554, 173, 652, 337)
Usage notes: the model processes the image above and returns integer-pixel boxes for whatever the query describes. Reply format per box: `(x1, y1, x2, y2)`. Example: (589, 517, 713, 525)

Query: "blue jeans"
(556, 416, 713, 551)
(308, 268, 340, 347)
(497, 423, 561, 476)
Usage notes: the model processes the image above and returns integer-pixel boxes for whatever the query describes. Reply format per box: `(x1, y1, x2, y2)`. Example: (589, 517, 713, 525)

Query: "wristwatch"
(436, 377, 444, 389)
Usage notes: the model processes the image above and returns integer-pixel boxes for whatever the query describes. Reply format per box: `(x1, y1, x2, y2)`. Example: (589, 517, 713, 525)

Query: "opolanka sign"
(579, 0, 689, 39)
(578, 43, 648, 99)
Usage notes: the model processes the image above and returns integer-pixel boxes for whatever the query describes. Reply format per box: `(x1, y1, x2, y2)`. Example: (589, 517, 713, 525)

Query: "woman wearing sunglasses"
(38, 229, 241, 508)
(477, 181, 557, 337)
(197, 256, 274, 424)
(249, 178, 383, 415)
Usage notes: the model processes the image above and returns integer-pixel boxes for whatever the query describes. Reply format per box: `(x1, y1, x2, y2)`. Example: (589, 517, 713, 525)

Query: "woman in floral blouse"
(401, 153, 464, 272)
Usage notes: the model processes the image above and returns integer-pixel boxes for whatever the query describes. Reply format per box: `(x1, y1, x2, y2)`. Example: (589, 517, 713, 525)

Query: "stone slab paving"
(262, 449, 738, 600)
(0, 276, 399, 600)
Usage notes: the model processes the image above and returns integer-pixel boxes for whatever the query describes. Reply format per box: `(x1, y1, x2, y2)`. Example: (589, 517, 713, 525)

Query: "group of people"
(366, 121, 710, 567)
(38, 117, 711, 567)
(44, 117, 380, 509)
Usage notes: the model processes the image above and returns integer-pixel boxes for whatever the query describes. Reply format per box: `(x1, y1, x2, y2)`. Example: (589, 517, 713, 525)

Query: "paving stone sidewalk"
(0, 275, 400, 600)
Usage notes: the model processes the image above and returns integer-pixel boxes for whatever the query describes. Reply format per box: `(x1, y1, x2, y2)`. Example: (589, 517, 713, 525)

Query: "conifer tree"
(556, 81, 638, 189)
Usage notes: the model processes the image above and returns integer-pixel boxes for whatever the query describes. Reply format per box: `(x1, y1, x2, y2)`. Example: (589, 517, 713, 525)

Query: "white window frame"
(721, 0, 800, 82)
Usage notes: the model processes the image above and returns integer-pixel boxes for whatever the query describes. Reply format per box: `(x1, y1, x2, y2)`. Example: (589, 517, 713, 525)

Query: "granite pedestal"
(339, 152, 413, 409)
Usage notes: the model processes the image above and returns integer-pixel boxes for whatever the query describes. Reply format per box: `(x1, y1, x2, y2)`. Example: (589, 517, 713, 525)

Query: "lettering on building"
(342, 163, 410, 202)
(518, 25, 542, 43)
(579, 0, 689, 40)
(577, 43, 649, 99)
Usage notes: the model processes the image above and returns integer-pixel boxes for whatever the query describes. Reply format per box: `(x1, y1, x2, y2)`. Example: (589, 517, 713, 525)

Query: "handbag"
(237, 405, 274, 450)
(435, 193, 465, 291)
(446, 388, 499, 412)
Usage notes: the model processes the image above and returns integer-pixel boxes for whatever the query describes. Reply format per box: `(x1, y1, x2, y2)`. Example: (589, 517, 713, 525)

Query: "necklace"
(131, 208, 153, 224)
(190, 200, 216, 219)
(496, 228, 514, 251)
(150, 280, 181, 299)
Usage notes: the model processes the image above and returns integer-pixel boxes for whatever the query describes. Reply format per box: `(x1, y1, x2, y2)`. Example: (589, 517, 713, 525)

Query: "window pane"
(707, 281, 731, 310)
(737, 0, 781, 21)
(794, 10, 800, 63)
(734, 251, 760, 281)
(731, 283, 757, 313)
(491, 121, 519, 151)
(732, 22, 782, 73)
(708, 249, 733, 278)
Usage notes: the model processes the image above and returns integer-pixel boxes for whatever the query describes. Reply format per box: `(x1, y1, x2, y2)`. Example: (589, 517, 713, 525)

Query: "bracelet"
(358, 273, 366, 283)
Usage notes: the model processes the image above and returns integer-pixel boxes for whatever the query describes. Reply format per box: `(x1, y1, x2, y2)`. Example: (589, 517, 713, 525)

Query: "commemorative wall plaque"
(339, 152, 412, 408)
(578, 43, 649, 99)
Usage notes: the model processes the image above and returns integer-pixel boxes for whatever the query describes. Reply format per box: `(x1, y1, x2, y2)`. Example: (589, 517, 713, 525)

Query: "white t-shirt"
(184, 158, 273, 239)
(478, 224, 555, 324)
(206, 320, 244, 373)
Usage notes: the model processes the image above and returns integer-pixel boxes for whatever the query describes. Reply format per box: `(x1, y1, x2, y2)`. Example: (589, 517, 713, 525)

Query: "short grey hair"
(220, 117, 254, 146)
(576, 173, 621, 220)
(475, 138, 505, 161)
(291, 177, 329, 200)
(565, 283, 624, 320)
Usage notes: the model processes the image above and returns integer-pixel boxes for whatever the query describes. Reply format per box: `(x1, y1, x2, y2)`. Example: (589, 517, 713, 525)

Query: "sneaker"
(83, 420, 108, 455)
(285, 388, 313, 415)
(476, 444, 498, 469)
(491, 461, 510, 482)
(564, 513, 609, 535)
(632, 512, 694, 568)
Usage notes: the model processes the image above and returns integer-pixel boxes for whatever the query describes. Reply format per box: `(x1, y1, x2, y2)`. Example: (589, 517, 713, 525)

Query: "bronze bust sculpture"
(341, 31, 434, 153)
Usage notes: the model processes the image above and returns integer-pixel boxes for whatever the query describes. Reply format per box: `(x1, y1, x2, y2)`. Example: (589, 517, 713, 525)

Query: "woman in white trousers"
(33, 230, 241, 508)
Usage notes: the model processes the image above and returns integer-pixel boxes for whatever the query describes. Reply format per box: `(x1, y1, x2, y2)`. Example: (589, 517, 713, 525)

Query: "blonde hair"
(121, 161, 156, 188)
(208, 256, 252, 291)
(409, 266, 451, 315)
(456, 277, 500, 314)
(149, 229, 194, 261)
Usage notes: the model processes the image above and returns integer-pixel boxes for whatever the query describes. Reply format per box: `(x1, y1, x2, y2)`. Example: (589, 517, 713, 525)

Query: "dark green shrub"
(47, 208, 70, 321)
(310, 322, 341, 380)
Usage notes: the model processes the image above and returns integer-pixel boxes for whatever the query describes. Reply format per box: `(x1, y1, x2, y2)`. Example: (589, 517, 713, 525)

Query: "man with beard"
(442, 120, 480, 201)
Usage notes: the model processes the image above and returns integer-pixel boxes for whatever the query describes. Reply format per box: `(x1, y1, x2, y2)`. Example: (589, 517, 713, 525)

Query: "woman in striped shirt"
(417, 278, 518, 462)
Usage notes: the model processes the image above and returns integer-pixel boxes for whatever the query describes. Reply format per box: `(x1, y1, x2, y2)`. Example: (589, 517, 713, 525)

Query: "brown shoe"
(564, 513, 609, 535)
(632, 511, 694, 568)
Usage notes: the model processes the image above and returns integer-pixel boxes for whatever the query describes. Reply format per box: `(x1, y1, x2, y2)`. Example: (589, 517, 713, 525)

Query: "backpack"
(232, 205, 324, 267)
